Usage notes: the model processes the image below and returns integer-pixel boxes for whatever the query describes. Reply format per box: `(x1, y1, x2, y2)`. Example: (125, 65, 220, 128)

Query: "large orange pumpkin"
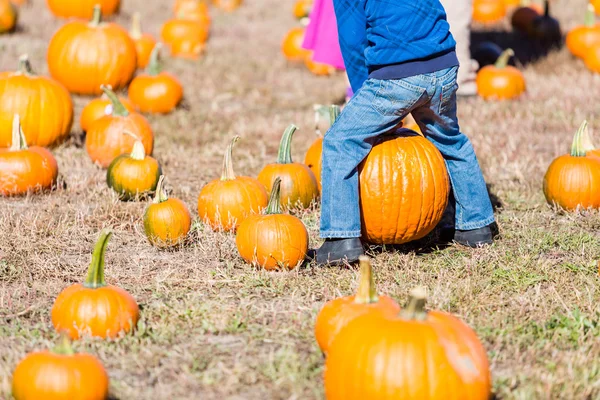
(161, 17, 209, 59)
(86, 85, 154, 168)
(543, 121, 600, 210)
(567, 4, 600, 59)
(476, 48, 526, 100)
(304, 105, 340, 191)
(359, 132, 450, 245)
(0, 55, 73, 148)
(324, 287, 492, 400)
(12, 337, 109, 400)
(198, 136, 268, 231)
(282, 27, 311, 62)
(236, 178, 309, 270)
(0, 115, 58, 196)
(472, 0, 506, 24)
(258, 124, 319, 210)
(47, 5, 137, 95)
(315, 256, 400, 354)
(51, 229, 140, 339)
(46, 0, 120, 18)
(80, 88, 134, 133)
(0, 0, 17, 33)
(129, 12, 157, 69)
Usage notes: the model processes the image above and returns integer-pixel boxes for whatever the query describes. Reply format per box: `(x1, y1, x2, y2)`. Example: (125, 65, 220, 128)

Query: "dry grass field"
(1, 0, 600, 398)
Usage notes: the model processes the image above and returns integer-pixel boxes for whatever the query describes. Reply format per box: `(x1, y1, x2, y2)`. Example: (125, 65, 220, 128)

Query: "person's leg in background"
(440, 0, 478, 96)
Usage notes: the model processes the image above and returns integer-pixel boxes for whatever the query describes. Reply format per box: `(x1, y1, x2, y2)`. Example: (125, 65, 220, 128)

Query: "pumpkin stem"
(123, 131, 145, 160)
(313, 104, 327, 137)
(495, 49, 514, 69)
(585, 4, 596, 27)
(153, 175, 169, 204)
(90, 4, 102, 26)
(130, 12, 143, 39)
(354, 256, 379, 304)
(399, 287, 428, 321)
(570, 120, 589, 157)
(147, 43, 163, 76)
(51, 334, 76, 356)
(581, 121, 596, 153)
(543, 0, 549, 17)
(221, 136, 240, 180)
(101, 85, 129, 117)
(83, 229, 112, 289)
(265, 178, 282, 215)
(276, 124, 298, 164)
(328, 104, 340, 126)
(9, 115, 28, 151)
(17, 54, 34, 75)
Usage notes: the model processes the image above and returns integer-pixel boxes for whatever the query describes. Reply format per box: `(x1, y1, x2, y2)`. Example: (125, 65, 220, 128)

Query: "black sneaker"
(453, 224, 497, 248)
(313, 238, 365, 266)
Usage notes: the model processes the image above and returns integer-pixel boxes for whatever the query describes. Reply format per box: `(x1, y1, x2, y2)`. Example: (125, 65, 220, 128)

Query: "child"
(315, 0, 496, 265)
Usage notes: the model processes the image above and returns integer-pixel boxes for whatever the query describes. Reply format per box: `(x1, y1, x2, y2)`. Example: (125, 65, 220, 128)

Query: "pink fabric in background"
(302, 0, 345, 70)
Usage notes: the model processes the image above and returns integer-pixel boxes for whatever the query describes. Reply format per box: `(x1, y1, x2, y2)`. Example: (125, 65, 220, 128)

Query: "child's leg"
(412, 66, 495, 233)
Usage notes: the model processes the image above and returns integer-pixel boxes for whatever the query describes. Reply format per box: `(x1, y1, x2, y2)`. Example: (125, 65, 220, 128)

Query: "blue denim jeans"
(320, 66, 495, 238)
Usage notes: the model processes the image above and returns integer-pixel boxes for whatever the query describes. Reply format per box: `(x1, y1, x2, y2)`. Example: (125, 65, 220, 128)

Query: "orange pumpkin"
(80, 88, 134, 133)
(144, 175, 192, 247)
(86, 85, 154, 168)
(51, 229, 140, 339)
(129, 12, 157, 69)
(47, 5, 137, 95)
(0, 55, 73, 148)
(198, 136, 268, 231)
(236, 178, 308, 270)
(174, 0, 211, 24)
(315, 256, 400, 354)
(161, 17, 209, 60)
(476, 48, 525, 100)
(543, 121, 600, 210)
(0, 0, 17, 33)
(359, 132, 449, 245)
(567, 5, 600, 59)
(324, 287, 492, 400)
(128, 44, 184, 114)
(12, 336, 109, 400)
(0, 115, 58, 196)
(472, 0, 506, 24)
(305, 55, 336, 76)
(258, 124, 319, 209)
(511, 0, 543, 32)
(212, 0, 242, 12)
(282, 27, 311, 62)
(293, 0, 313, 19)
(46, 0, 119, 18)
(304, 105, 340, 192)
(107, 133, 162, 200)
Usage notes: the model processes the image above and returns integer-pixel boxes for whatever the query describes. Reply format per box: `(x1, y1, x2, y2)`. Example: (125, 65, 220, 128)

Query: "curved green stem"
(354, 256, 379, 304)
(17, 54, 34, 75)
(83, 230, 112, 289)
(571, 120, 589, 157)
(101, 85, 129, 117)
(276, 125, 298, 164)
(221, 136, 240, 180)
(585, 4, 596, 27)
(153, 175, 169, 204)
(147, 43, 163, 76)
(495, 49, 514, 69)
(51, 334, 75, 356)
(265, 178, 282, 215)
(130, 12, 143, 39)
(90, 4, 102, 26)
(328, 105, 340, 126)
(10, 115, 28, 151)
(123, 131, 145, 160)
(399, 287, 428, 321)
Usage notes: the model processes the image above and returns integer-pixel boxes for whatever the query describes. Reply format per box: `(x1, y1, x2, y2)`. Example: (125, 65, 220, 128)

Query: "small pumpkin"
(304, 105, 340, 192)
(198, 136, 268, 232)
(258, 124, 319, 209)
(293, 0, 313, 19)
(46, 0, 120, 19)
(128, 43, 184, 114)
(282, 27, 311, 62)
(305, 55, 336, 76)
(511, 0, 543, 32)
(472, 0, 506, 24)
(51, 229, 140, 339)
(80, 87, 134, 133)
(0, 55, 73, 148)
(476, 48, 525, 100)
(236, 178, 309, 270)
(144, 175, 192, 247)
(568, 4, 600, 59)
(315, 256, 400, 354)
(0, 115, 58, 196)
(324, 287, 492, 400)
(359, 132, 450, 245)
(129, 12, 157, 69)
(11, 336, 109, 400)
(212, 0, 242, 12)
(529, 0, 562, 47)
(543, 120, 600, 210)
(107, 132, 162, 200)
(47, 5, 137, 95)
(161, 16, 209, 60)
(86, 85, 154, 168)
(0, 0, 17, 33)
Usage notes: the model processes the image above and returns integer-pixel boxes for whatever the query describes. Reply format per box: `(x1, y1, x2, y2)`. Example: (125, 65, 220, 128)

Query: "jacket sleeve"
(334, 0, 369, 92)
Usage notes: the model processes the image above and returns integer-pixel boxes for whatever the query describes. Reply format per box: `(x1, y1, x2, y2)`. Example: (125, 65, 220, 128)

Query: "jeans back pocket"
(372, 78, 427, 117)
